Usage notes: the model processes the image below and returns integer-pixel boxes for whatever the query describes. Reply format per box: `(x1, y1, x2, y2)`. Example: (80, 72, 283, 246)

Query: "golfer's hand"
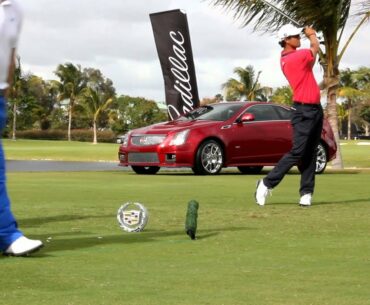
(304, 27, 317, 39)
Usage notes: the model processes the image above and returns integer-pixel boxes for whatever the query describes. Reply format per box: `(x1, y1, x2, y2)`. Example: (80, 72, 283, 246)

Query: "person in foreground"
(255, 24, 323, 207)
(0, 0, 43, 256)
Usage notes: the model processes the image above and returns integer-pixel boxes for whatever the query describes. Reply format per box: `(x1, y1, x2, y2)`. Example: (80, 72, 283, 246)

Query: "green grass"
(2, 139, 370, 168)
(1, 171, 370, 305)
(339, 140, 370, 168)
(2, 139, 118, 162)
(1, 138, 369, 303)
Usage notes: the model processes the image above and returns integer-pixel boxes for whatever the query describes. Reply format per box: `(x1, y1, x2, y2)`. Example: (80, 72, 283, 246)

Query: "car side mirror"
(238, 113, 255, 123)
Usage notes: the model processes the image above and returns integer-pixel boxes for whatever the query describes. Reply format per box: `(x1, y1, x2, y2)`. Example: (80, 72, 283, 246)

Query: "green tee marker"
(185, 200, 199, 240)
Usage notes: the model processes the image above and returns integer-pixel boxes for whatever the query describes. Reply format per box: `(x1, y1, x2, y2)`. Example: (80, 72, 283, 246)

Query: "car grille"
(131, 135, 166, 146)
(128, 153, 159, 163)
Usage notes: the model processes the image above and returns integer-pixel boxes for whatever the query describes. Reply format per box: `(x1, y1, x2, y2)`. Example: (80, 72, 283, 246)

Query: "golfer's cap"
(278, 24, 302, 41)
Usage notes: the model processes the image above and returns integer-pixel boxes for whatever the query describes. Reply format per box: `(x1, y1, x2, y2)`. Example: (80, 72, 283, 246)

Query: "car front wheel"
(315, 143, 327, 174)
(131, 166, 160, 175)
(193, 140, 224, 175)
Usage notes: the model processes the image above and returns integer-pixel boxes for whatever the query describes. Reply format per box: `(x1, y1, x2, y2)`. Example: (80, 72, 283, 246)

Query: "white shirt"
(0, 0, 22, 89)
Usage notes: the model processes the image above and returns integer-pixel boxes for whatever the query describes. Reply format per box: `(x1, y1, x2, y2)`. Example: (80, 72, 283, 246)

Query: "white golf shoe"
(255, 179, 271, 206)
(299, 193, 312, 207)
(4, 236, 43, 256)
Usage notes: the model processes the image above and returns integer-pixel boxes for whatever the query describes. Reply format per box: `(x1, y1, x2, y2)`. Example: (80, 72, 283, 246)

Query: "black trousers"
(263, 102, 323, 196)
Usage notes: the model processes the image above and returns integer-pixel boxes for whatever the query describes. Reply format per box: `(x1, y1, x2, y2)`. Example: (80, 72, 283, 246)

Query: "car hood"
(130, 120, 220, 135)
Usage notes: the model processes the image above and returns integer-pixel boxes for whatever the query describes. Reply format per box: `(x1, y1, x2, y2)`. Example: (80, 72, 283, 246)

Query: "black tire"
(315, 143, 327, 174)
(131, 166, 160, 175)
(237, 166, 263, 174)
(192, 140, 224, 175)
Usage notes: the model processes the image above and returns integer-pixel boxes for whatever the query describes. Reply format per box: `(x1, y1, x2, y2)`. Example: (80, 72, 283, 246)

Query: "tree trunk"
(338, 115, 342, 139)
(68, 101, 72, 142)
(326, 82, 344, 169)
(347, 101, 351, 140)
(12, 102, 16, 141)
(93, 121, 97, 144)
(365, 123, 369, 136)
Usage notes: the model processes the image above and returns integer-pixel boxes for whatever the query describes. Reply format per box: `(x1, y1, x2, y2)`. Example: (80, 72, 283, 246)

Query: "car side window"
(245, 105, 281, 121)
(272, 105, 292, 120)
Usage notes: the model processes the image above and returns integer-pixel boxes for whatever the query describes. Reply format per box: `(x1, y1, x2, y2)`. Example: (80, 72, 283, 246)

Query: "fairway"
(1, 170, 369, 305)
(3, 139, 370, 168)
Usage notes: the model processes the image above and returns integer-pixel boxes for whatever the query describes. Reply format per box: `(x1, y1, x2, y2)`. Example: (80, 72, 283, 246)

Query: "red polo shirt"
(280, 49, 320, 104)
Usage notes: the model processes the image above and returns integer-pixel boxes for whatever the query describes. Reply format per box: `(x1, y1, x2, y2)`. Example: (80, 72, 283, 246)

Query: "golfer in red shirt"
(255, 24, 323, 207)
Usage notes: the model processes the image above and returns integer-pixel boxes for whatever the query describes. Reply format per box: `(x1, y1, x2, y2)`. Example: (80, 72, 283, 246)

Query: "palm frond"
(208, 0, 354, 36)
(338, 86, 363, 99)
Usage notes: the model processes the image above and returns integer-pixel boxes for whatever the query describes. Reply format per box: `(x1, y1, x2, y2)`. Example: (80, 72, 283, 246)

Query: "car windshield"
(177, 104, 244, 121)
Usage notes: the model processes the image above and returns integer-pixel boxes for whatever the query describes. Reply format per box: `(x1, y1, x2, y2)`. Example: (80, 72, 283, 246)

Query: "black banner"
(150, 9, 200, 120)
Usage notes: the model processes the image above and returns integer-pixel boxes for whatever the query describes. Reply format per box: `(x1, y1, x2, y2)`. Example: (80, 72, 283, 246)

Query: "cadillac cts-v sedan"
(118, 102, 337, 175)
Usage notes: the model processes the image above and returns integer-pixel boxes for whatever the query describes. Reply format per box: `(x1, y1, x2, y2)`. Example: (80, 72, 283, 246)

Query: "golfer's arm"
(6, 49, 16, 98)
(308, 34, 319, 65)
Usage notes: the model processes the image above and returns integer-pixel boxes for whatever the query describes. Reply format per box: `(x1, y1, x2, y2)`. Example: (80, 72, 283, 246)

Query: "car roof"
(204, 101, 285, 107)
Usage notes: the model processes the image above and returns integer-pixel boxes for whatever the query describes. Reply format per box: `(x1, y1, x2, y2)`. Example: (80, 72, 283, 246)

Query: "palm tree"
(336, 103, 347, 138)
(222, 65, 271, 101)
(359, 104, 370, 135)
(338, 68, 363, 140)
(54, 63, 85, 141)
(354, 67, 370, 136)
(80, 87, 114, 144)
(342, 67, 370, 138)
(8, 56, 23, 140)
(352, 67, 370, 94)
(208, 0, 370, 168)
(270, 86, 293, 105)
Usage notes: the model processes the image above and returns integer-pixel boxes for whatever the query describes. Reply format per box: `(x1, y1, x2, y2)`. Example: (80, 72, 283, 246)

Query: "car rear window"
(179, 104, 244, 121)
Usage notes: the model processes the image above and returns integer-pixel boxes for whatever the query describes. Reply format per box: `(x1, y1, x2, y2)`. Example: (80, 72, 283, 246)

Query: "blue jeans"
(0, 96, 23, 250)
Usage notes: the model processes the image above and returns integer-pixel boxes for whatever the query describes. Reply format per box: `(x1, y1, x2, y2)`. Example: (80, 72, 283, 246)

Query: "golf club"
(255, 0, 323, 43)
(257, 0, 302, 27)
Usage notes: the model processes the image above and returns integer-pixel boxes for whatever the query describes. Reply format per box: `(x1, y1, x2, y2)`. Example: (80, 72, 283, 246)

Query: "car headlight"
(169, 129, 190, 146)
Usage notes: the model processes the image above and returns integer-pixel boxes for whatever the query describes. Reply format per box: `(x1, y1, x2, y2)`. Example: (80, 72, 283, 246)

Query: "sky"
(18, 0, 370, 102)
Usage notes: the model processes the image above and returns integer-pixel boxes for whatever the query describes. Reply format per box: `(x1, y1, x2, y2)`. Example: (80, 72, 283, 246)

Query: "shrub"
(12, 129, 116, 143)
(15, 130, 67, 140)
(70, 129, 116, 143)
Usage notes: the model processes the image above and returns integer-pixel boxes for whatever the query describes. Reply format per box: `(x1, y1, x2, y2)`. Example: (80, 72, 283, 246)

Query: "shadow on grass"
(314, 197, 370, 205)
(18, 214, 112, 227)
(259, 170, 364, 176)
(154, 168, 367, 176)
(271, 197, 370, 206)
(315, 169, 365, 175)
(24, 226, 250, 256)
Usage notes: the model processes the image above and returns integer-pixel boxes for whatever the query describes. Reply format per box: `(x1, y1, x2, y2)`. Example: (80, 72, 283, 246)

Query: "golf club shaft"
(257, 0, 303, 27)
(256, 1, 323, 57)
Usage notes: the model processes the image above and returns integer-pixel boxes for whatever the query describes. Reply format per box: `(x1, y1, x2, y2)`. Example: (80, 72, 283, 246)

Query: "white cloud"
(17, 0, 370, 101)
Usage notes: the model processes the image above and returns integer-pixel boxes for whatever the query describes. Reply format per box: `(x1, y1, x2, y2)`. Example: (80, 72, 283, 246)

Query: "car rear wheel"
(193, 140, 224, 175)
(237, 166, 263, 174)
(131, 166, 160, 175)
(315, 143, 327, 174)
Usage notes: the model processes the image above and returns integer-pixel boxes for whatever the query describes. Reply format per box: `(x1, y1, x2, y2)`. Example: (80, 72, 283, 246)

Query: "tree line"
(7, 60, 167, 144)
(7, 58, 370, 145)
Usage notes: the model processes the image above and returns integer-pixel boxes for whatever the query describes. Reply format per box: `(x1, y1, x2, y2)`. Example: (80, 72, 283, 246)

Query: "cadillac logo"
(117, 202, 149, 232)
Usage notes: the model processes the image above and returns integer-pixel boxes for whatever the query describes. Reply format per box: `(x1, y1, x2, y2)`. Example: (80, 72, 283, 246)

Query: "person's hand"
(304, 27, 317, 39)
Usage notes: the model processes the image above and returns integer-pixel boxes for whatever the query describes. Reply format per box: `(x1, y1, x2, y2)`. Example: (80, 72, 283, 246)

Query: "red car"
(118, 102, 337, 175)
